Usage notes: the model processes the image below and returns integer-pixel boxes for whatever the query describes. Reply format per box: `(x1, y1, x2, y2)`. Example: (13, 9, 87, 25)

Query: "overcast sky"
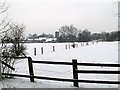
(7, 0, 118, 35)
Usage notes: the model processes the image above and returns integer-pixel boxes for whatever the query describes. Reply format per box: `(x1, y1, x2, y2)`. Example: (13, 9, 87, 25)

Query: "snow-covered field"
(0, 41, 119, 89)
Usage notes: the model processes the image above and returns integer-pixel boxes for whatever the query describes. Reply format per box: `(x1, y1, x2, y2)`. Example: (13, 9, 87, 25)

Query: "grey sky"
(7, 0, 118, 35)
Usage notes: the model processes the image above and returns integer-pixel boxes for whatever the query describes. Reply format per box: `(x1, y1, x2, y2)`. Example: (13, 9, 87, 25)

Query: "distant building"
(46, 38, 57, 43)
(27, 37, 56, 43)
(55, 31, 59, 39)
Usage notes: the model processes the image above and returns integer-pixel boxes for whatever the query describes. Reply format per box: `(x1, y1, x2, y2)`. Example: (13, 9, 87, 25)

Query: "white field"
(0, 41, 119, 88)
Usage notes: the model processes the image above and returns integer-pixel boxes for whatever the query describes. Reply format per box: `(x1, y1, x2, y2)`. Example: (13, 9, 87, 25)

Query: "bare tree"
(1, 23, 26, 77)
(9, 24, 26, 56)
(59, 25, 78, 42)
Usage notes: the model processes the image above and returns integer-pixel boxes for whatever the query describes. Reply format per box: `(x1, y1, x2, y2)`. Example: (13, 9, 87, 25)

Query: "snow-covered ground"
(0, 41, 119, 89)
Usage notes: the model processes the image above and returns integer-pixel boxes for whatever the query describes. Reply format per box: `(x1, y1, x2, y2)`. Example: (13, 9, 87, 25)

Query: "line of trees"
(57, 25, 120, 42)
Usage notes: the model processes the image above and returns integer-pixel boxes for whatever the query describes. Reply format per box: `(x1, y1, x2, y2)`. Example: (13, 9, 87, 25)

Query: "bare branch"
(0, 28, 11, 34)
(0, 0, 8, 14)
(0, 21, 10, 31)
(0, 6, 8, 14)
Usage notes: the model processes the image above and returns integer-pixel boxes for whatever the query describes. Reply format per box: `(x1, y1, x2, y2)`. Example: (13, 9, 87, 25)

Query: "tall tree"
(78, 29, 91, 42)
(59, 25, 78, 42)
(1, 23, 26, 75)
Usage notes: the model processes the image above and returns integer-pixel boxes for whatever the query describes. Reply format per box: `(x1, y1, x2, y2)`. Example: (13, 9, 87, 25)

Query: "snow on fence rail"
(1, 56, 120, 87)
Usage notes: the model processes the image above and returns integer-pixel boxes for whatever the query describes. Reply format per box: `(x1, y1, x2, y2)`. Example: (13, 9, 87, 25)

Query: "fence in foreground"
(2, 56, 120, 87)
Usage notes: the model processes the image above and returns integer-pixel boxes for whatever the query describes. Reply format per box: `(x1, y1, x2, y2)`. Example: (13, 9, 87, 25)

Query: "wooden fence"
(1, 56, 120, 87)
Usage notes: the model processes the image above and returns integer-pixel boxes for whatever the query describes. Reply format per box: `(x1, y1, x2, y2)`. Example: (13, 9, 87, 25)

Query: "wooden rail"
(32, 60, 120, 67)
(32, 60, 72, 65)
(1, 56, 28, 59)
(77, 62, 120, 67)
(2, 73, 120, 84)
(1, 56, 28, 71)
(76, 70, 120, 74)
(2, 61, 15, 71)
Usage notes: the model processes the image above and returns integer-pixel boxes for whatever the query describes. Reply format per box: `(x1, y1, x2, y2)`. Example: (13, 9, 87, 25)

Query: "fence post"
(28, 57, 34, 82)
(53, 46, 55, 52)
(72, 59, 78, 87)
(34, 48, 36, 56)
(69, 44, 70, 49)
(41, 47, 43, 54)
(66, 44, 67, 49)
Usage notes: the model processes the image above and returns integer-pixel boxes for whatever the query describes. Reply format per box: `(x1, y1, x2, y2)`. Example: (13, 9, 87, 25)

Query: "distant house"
(27, 37, 46, 43)
(38, 37, 47, 43)
(46, 38, 57, 43)
(27, 37, 57, 43)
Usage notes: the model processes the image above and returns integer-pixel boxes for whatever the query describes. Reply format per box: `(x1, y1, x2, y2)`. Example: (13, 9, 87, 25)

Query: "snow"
(0, 41, 119, 89)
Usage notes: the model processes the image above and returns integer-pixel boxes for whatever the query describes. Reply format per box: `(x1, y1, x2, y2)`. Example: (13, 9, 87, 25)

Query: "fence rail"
(76, 70, 120, 74)
(1, 61, 15, 71)
(32, 60, 120, 67)
(1, 56, 120, 87)
(1, 56, 28, 59)
(77, 62, 120, 67)
(1, 56, 28, 71)
(2, 73, 120, 84)
(32, 60, 72, 65)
